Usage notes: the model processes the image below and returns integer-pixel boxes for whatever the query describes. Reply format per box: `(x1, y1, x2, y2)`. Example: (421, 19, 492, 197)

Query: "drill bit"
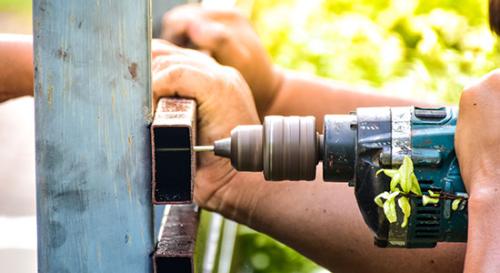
(156, 145, 214, 152)
(193, 145, 214, 152)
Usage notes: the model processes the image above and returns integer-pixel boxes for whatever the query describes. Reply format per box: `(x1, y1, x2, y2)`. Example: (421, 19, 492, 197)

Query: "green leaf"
(399, 156, 413, 193)
(376, 169, 399, 178)
(428, 190, 440, 198)
(383, 198, 397, 223)
(387, 191, 400, 200)
(422, 195, 440, 206)
(398, 196, 411, 228)
(374, 193, 385, 208)
(374, 191, 395, 208)
(410, 173, 422, 196)
(390, 173, 401, 191)
(378, 191, 391, 199)
(452, 199, 461, 211)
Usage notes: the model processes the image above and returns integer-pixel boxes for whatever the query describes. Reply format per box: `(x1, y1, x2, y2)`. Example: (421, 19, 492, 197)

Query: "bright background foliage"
(250, 0, 498, 104)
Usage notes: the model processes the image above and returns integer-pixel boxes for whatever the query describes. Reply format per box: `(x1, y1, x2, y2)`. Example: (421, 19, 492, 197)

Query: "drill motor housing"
(324, 106, 467, 248)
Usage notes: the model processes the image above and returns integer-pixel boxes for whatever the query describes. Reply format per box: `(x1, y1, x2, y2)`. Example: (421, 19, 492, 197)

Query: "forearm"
(464, 182, 500, 273)
(218, 166, 465, 273)
(267, 69, 428, 128)
(0, 34, 33, 102)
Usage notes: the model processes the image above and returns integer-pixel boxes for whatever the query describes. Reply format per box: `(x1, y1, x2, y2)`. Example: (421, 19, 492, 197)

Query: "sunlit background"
(1, 0, 498, 272)
(0, 0, 31, 33)
(251, 0, 498, 104)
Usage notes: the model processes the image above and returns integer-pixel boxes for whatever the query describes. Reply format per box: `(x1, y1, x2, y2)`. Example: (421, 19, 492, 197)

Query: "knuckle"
(213, 29, 230, 46)
(221, 66, 241, 80)
(152, 55, 164, 66)
(154, 64, 185, 83)
(167, 64, 188, 78)
(152, 54, 168, 63)
(152, 55, 176, 68)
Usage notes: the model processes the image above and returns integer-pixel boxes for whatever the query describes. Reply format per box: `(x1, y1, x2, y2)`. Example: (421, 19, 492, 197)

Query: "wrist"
(271, 66, 285, 95)
(260, 66, 285, 116)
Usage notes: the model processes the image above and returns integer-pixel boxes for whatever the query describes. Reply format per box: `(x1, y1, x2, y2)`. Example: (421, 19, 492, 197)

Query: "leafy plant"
(375, 156, 467, 228)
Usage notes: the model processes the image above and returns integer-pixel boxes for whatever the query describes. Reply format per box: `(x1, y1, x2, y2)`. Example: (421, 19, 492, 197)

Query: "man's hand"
(161, 4, 283, 115)
(455, 69, 500, 273)
(152, 39, 260, 211)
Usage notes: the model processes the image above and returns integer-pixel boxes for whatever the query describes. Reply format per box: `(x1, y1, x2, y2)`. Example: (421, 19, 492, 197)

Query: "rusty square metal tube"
(153, 204, 199, 273)
(151, 98, 196, 204)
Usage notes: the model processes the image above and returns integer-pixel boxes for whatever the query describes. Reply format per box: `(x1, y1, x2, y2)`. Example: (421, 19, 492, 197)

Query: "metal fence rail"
(154, 205, 199, 273)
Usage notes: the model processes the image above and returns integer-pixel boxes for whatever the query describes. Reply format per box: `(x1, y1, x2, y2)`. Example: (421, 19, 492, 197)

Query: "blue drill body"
(324, 106, 467, 247)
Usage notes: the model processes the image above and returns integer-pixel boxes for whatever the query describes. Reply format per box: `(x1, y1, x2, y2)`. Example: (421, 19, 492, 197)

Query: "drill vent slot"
(415, 229, 440, 234)
(415, 234, 440, 239)
(413, 196, 442, 241)
(416, 209, 439, 214)
(415, 218, 439, 226)
(417, 180, 440, 192)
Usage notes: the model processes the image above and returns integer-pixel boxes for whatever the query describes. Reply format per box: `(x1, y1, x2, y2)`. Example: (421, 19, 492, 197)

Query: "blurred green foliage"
(232, 226, 327, 273)
(233, 0, 499, 272)
(0, 0, 30, 14)
(250, 0, 499, 103)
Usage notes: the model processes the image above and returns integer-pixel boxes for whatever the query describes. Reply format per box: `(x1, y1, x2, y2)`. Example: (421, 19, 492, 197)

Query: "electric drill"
(210, 106, 467, 248)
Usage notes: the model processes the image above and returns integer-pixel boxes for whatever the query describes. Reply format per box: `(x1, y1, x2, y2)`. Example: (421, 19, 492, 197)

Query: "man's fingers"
(161, 4, 238, 47)
(153, 64, 212, 103)
(151, 39, 189, 59)
(152, 54, 212, 73)
(152, 40, 217, 75)
(161, 5, 199, 47)
(162, 5, 249, 62)
(186, 20, 228, 50)
(186, 20, 250, 64)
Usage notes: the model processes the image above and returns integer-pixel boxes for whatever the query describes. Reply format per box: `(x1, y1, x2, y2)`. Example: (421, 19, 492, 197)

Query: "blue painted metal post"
(33, 1, 153, 272)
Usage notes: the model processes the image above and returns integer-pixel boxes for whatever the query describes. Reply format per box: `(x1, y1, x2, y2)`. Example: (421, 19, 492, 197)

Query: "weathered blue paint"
(33, 0, 153, 272)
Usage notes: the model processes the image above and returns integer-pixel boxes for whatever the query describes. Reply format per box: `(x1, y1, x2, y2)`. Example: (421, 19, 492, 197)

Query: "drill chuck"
(214, 125, 264, 171)
(214, 116, 320, 180)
